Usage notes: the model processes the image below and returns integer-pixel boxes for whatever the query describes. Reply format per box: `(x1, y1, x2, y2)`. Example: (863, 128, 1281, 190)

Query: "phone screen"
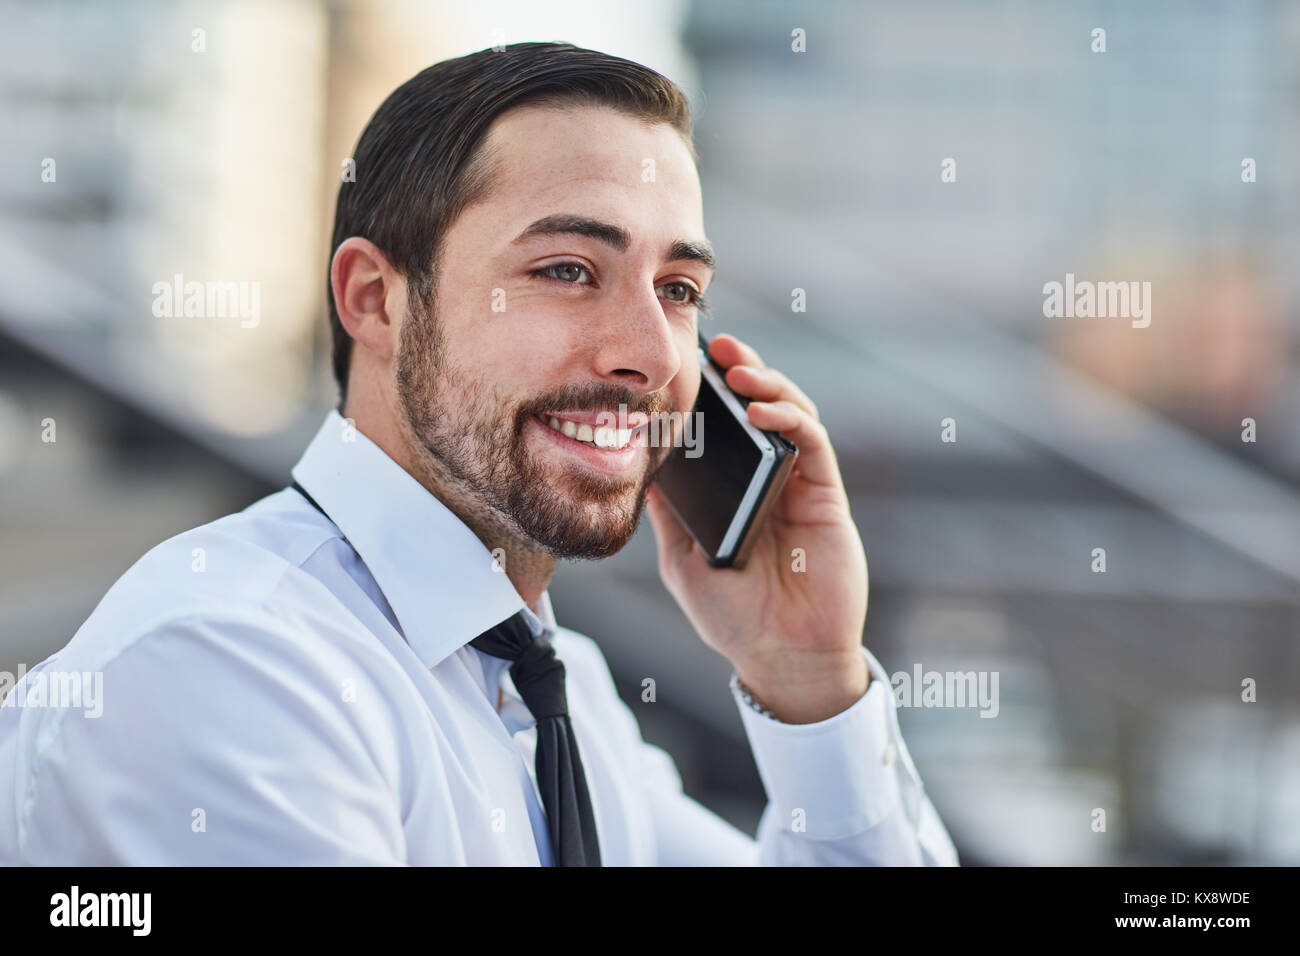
(652, 362, 764, 558)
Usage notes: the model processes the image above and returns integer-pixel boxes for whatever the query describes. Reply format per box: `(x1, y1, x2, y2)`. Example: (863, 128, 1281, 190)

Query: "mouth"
(529, 411, 650, 477)
(537, 413, 644, 450)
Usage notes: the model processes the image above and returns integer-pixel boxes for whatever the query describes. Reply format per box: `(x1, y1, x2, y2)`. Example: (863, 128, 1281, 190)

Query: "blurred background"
(3, 0, 1299, 865)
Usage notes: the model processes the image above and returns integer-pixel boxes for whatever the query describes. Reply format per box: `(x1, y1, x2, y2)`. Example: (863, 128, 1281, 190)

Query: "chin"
(521, 489, 647, 562)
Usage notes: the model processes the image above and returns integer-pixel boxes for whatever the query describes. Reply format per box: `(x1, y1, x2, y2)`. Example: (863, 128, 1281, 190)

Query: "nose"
(588, 281, 681, 393)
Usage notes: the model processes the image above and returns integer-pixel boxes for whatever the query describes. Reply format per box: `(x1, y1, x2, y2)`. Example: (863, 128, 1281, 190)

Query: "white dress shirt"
(0, 410, 959, 866)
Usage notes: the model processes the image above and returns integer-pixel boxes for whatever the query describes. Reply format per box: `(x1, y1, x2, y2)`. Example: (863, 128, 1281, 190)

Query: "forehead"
(473, 103, 704, 230)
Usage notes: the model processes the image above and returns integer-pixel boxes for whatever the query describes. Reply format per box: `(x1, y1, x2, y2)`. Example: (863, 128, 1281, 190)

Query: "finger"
(724, 365, 819, 420)
(745, 400, 843, 489)
(707, 333, 765, 370)
(643, 483, 697, 573)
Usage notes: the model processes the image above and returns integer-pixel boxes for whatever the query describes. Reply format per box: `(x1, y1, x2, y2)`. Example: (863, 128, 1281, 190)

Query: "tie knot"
(470, 611, 569, 720)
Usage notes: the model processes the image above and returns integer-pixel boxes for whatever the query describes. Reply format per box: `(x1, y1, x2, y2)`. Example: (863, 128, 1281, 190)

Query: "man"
(0, 42, 957, 865)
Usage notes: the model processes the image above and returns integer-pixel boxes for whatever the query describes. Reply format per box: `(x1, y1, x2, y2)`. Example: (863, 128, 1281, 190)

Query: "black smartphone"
(652, 331, 798, 569)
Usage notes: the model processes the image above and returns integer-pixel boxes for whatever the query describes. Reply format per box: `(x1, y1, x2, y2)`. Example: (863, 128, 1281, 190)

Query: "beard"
(395, 278, 676, 560)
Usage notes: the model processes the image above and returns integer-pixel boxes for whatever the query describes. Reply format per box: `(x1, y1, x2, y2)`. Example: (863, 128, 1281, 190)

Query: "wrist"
(737, 651, 870, 725)
(733, 673, 781, 721)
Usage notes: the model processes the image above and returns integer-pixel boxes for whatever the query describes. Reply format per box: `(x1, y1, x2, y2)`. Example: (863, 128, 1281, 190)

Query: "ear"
(331, 237, 404, 364)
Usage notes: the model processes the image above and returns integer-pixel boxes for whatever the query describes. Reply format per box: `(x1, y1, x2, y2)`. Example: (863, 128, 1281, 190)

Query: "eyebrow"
(511, 213, 716, 274)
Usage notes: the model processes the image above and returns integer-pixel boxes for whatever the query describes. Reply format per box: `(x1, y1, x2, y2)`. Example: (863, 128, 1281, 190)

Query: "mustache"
(515, 383, 678, 423)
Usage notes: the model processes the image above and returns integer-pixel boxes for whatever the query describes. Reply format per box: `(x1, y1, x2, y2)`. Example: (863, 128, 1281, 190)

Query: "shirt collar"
(290, 410, 547, 669)
(521, 591, 557, 637)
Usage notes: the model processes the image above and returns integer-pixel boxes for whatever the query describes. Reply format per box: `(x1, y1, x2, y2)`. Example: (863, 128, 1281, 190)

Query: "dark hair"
(327, 41, 697, 403)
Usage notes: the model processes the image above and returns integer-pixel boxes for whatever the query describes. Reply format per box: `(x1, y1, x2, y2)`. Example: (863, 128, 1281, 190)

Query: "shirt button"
(882, 740, 898, 766)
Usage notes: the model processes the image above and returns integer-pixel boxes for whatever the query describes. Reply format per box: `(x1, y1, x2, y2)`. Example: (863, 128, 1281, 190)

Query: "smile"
(537, 414, 638, 450)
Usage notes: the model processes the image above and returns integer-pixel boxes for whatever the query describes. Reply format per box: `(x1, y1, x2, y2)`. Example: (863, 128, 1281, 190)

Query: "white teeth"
(542, 415, 634, 449)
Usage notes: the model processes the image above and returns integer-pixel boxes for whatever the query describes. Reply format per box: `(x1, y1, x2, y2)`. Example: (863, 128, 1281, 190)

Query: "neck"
(343, 396, 557, 607)
(439, 496, 557, 606)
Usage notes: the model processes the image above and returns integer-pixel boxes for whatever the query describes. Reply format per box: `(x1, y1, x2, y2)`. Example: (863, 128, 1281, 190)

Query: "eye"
(531, 262, 594, 285)
(659, 280, 710, 315)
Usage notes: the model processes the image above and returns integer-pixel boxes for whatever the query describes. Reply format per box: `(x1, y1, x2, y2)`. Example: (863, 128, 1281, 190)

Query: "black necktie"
(472, 612, 602, 867)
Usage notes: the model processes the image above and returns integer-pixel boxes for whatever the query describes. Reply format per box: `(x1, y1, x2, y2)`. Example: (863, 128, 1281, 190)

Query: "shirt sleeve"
(637, 644, 959, 866)
(729, 644, 959, 866)
(13, 611, 410, 865)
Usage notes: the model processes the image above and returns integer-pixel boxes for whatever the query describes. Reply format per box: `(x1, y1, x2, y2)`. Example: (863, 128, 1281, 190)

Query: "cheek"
(436, 296, 548, 387)
(672, 352, 701, 414)
(459, 274, 583, 347)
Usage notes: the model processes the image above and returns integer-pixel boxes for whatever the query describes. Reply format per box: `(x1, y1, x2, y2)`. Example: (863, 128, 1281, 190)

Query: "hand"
(644, 333, 870, 723)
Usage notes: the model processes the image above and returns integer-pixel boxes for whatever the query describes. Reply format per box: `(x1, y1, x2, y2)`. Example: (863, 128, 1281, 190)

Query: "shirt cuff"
(728, 645, 903, 840)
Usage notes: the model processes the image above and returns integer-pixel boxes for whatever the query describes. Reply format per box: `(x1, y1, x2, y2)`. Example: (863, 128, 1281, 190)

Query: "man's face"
(396, 104, 711, 559)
